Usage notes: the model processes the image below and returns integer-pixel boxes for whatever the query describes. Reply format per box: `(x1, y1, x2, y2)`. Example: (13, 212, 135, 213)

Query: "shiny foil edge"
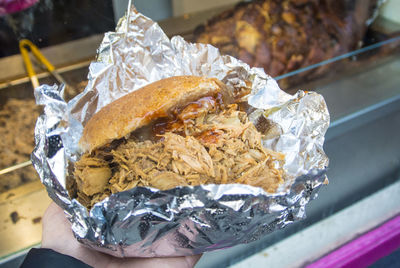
(32, 5, 329, 257)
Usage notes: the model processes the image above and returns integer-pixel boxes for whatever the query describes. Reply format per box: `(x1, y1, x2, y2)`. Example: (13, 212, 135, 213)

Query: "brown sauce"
(107, 93, 228, 146)
(195, 129, 222, 144)
(149, 94, 225, 140)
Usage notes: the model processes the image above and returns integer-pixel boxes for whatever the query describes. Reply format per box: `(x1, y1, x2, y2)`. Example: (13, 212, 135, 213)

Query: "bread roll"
(79, 76, 229, 152)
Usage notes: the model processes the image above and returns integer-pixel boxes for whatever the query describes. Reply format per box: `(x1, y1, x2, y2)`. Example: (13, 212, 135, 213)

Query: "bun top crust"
(79, 76, 229, 152)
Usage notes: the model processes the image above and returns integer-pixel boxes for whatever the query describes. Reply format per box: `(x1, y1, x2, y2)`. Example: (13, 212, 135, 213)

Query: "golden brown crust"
(79, 76, 229, 152)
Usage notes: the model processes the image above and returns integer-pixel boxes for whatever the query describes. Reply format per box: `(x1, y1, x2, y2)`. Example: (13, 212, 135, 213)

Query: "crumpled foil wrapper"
(32, 6, 329, 257)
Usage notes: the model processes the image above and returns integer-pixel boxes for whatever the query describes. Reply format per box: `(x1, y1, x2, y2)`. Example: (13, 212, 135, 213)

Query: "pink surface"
(307, 214, 400, 268)
(0, 0, 38, 15)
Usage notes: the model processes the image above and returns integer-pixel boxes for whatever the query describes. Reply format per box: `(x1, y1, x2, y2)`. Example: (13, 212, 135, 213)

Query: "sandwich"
(71, 76, 284, 208)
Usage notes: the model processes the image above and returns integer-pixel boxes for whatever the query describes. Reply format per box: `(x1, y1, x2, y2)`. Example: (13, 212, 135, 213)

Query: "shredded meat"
(0, 81, 88, 193)
(0, 99, 40, 192)
(74, 100, 284, 208)
(193, 0, 375, 89)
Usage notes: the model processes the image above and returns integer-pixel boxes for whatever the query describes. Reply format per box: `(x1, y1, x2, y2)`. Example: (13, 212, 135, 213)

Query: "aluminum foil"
(32, 5, 329, 257)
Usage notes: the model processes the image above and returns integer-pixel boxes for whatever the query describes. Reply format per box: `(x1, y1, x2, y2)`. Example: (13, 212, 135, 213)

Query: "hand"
(42, 202, 201, 268)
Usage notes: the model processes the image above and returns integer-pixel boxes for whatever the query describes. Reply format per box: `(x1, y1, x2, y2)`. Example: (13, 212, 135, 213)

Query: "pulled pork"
(73, 99, 284, 208)
(0, 98, 41, 192)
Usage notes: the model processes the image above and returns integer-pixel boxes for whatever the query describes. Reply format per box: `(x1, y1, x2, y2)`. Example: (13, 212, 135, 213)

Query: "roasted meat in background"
(0, 80, 87, 192)
(194, 0, 378, 89)
(0, 99, 40, 192)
